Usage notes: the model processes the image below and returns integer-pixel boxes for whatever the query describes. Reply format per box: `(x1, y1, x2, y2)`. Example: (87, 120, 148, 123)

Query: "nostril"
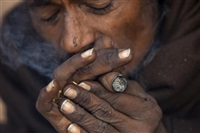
(73, 37, 78, 48)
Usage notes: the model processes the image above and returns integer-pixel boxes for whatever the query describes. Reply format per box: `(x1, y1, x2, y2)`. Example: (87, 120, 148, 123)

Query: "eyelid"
(81, 0, 115, 15)
(30, 5, 61, 24)
(85, 0, 112, 9)
(40, 9, 60, 23)
(84, 2, 113, 15)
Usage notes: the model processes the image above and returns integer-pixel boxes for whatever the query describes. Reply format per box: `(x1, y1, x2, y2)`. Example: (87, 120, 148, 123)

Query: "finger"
(98, 71, 121, 92)
(36, 80, 72, 133)
(78, 81, 159, 121)
(59, 99, 120, 133)
(78, 81, 162, 132)
(36, 80, 60, 113)
(99, 72, 148, 98)
(53, 48, 96, 87)
(72, 48, 132, 83)
(62, 84, 135, 132)
(67, 123, 87, 133)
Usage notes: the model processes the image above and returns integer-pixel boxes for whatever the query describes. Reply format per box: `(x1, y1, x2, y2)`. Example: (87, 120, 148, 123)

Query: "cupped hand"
(60, 72, 162, 133)
(54, 48, 132, 83)
(36, 48, 132, 133)
(36, 48, 96, 133)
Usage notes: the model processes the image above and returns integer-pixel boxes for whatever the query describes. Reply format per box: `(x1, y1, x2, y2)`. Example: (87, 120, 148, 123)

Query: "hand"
(36, 48, 96, 133)
(54, 48, 132, 84)
(59, 72, 162, 133)
(36, 48, 132, 132)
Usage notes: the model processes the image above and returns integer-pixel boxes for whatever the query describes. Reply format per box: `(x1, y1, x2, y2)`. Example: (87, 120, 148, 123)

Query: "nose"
(60, 10, 95, 53)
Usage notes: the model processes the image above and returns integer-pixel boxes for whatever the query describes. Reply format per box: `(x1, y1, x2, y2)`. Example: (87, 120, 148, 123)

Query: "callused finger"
(67, 123, 87, 133)
(78, 81, 160, 121)
(59, 99, 119, 133)
(36, 80, 60, 113)
(62, 84, 134, 132)
(99, 72, 150, 98)
(53, 48, 96, 88)
(72, 48, 132, 83)
(98, 71, 122, 92)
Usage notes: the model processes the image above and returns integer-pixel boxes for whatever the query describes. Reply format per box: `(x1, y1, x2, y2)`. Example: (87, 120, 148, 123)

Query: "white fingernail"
(79, 82, 91, 91)
(81, 48, 94, 58)
(72, 81, 78, 85)
(64, 87, 77, 99)
(61, 99, 75, 114)
(46, 80, 55, 92)
(68, 124, 80, 133)
(118, 49, 131, 59)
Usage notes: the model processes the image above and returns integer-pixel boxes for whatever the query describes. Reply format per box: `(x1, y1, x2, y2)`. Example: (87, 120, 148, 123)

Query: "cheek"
(98, 3, 142, 49)
(101, 17, 140, 50)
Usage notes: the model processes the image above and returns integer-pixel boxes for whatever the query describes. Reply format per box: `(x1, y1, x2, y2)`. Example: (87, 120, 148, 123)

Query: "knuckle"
(93, 88, 104, 97)
(71, 110, 89, 124)
(78, 65, 93, 75)
(92, 103, 113, 121)
(74, 65, 94, 81)
(96, 121, 112, 133)
(77, 91, 91, 106)
(99, 52, 114, 68)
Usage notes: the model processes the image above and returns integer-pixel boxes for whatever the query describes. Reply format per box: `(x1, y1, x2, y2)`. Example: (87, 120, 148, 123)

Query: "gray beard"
(0, 3, 70, 78)
(0, 3, 165, 80)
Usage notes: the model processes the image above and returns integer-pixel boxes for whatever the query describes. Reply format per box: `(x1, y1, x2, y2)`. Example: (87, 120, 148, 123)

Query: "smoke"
(0, 2, 168, 80)
(0, 3, 69, 78)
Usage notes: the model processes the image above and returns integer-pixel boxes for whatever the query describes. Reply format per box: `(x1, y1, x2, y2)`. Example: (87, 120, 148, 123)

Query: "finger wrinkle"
(77, 91, 92, 106)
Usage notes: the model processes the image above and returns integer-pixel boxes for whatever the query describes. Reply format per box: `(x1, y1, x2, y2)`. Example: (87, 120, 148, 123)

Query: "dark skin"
(29, 0, 162, 132)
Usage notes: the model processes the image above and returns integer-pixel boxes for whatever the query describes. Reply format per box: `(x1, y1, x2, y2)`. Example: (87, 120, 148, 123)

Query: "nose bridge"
(61, 8, 94, 53)
(66, 12, 81, 46)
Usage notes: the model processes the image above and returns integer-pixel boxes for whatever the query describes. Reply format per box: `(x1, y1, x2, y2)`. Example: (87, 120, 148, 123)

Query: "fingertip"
(118, 48, 131, 59)
(68, 123, 81, 133)
(81, 48, 94, 58)
(46, 80, 56, 92)
(78, 82, 91, 91)
(60, 99, 75, 114)
(82, 48, 97, 62)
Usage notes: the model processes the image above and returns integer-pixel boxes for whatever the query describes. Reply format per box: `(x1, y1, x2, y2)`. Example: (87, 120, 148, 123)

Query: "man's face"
(29, 0, 158, 75)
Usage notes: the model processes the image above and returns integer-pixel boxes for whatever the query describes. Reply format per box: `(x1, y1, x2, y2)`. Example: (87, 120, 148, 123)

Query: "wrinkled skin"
(29, 0, 162, 132)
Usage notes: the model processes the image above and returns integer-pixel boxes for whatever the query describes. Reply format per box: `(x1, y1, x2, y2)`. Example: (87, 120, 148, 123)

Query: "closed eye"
(40, 9, 61, 23)
(86, 2, 113, 15)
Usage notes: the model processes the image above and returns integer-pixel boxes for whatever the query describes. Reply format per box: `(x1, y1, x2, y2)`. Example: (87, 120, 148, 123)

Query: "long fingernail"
(79, 82, 91, 91)
(72, 81, 78, 85)
(64, 87, 77, 99)
(46, 80, 55, 92)
(61, 99, 75, 114)
(81, 48, 94, 58)
(118, 49, 131, 59)
(68, 124, 80, 133)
